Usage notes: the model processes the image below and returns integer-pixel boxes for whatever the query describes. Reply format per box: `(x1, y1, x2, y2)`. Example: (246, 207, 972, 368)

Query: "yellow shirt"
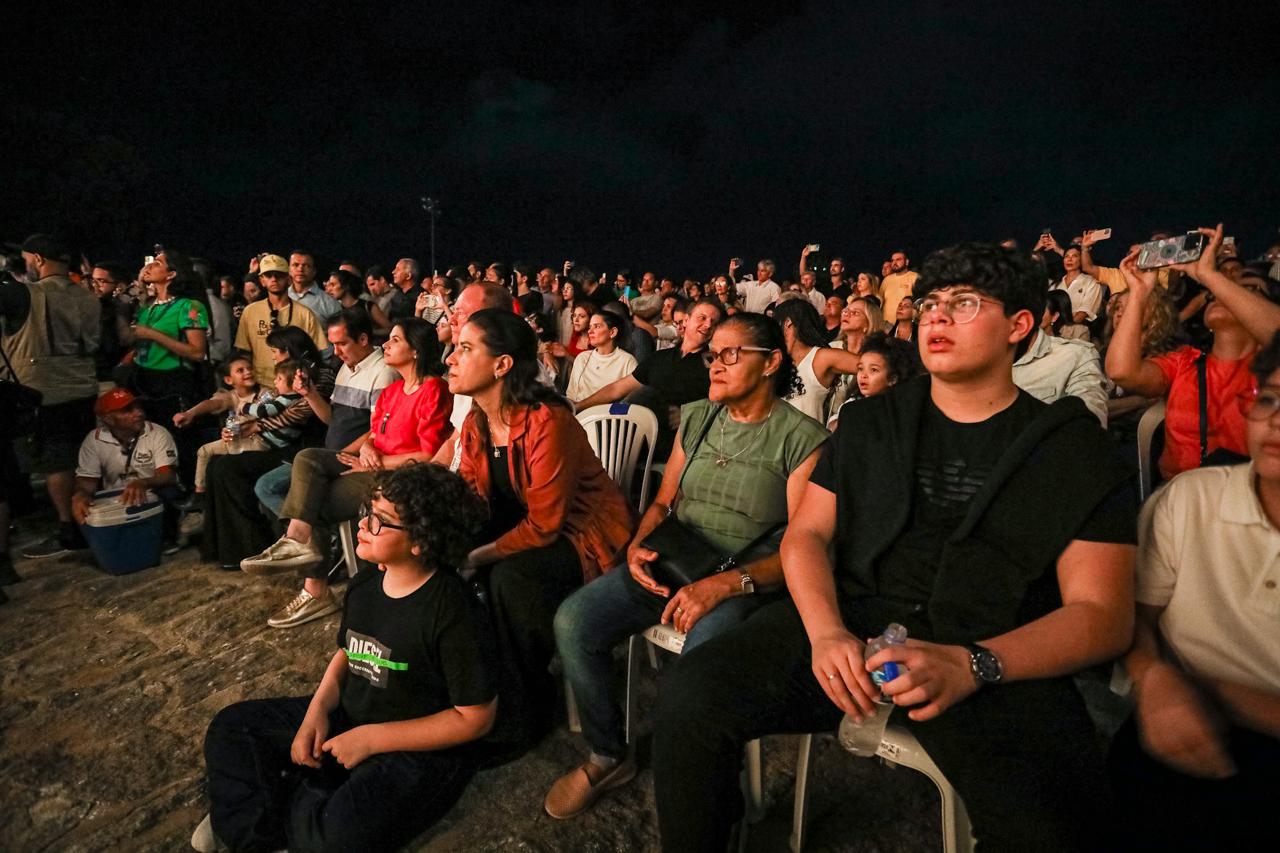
(1092, 265, 1171, 296)
(234, 299, 327, 385)
(880, 271, 919, 315)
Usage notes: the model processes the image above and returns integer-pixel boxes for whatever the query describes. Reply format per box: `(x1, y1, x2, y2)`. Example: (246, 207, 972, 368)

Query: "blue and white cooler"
(80, 490, 164, 575)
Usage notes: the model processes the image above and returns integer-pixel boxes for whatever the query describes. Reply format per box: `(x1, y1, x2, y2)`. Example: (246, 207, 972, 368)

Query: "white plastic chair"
(629, 623, 812, 850)
(795, 721, 973, 853)
(576, 403, 659, 512)
(1136, 399, 1167, 501)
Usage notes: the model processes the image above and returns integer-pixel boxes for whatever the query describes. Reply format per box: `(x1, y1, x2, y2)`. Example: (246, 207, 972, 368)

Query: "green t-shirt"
(135, 297, 208, 371)
(676, 398, 828, 555)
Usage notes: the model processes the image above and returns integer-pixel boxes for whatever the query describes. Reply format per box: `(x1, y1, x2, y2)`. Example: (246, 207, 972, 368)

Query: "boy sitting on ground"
(195, 463, 498, 853)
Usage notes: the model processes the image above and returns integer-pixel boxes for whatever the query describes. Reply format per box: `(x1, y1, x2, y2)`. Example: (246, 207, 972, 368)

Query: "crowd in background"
(2, 225, 1278, 852)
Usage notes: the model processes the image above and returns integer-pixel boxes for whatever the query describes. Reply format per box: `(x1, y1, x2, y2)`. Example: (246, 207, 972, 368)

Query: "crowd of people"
(2, 226, 1278, 852)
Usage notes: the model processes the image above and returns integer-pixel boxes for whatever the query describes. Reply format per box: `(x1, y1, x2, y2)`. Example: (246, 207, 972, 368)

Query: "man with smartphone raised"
(651, 242, 1136, 851)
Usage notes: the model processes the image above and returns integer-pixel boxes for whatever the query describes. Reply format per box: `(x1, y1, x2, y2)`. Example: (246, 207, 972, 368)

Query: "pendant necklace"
(714, 403, 775, 467)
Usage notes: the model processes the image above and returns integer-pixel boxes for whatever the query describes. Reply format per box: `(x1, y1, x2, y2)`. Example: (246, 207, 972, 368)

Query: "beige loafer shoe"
(544, 758, 638, 819)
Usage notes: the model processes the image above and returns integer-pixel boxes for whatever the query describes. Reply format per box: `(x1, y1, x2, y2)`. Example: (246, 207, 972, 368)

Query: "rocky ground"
(1, 517, 943, 853)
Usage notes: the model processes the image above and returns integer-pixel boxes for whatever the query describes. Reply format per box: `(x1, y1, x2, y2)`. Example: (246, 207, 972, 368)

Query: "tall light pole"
(420, 195, 441, 275)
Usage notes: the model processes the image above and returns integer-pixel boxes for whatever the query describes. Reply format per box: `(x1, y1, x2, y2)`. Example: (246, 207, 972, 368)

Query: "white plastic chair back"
(576, 403, 659, 512)
(1136, 399, 1167, 501)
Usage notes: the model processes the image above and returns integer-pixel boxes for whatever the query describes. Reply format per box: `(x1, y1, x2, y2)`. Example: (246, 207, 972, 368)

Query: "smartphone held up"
(1136, 231, 1206, 270)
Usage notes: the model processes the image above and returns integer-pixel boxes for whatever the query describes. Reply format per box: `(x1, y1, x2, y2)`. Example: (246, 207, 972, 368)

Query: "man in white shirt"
(286, 251, 341, 325)
(71, 388, 179, 524)
(798, 270, 826, 312)
(1110, 336, 1280, 851)
(1013, 328, 1110, 426)
(736, 259, 781, 313)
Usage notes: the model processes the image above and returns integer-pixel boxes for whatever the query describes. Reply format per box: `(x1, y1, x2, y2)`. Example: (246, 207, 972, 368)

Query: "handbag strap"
(1196, 350, 1209, 464)
(669, 404, 724, 515)
(716, 520, 787, 574)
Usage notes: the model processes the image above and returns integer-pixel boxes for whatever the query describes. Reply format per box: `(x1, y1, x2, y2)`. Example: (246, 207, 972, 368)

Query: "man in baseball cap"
(71, 387, 181, 535)
(233, 254, 327, 385)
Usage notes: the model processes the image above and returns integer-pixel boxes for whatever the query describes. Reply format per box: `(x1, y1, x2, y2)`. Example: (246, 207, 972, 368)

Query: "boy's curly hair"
(374, 463, 487, 574)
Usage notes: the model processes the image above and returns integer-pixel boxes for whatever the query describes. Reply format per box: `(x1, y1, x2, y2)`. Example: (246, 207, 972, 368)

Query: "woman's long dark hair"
(719, 312, 803, 399)
(266, 325, 323, 364)
(771, 298, 831, 348)
(467, 309, 570, 444)
(395, 317, 446, 379)
(1045, 290, 1074, 336)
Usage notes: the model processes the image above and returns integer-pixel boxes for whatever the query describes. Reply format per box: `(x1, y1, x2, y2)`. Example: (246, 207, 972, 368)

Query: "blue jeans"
(253, 462, 293, 517)
(553, 564, 769, 759)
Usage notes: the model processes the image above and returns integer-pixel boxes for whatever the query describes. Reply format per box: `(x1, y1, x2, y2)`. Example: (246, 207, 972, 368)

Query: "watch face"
(973, 649, 1002, 683)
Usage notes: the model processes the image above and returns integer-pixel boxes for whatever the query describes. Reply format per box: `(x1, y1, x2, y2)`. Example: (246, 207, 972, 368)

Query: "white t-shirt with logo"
(76, 422, 179, 491)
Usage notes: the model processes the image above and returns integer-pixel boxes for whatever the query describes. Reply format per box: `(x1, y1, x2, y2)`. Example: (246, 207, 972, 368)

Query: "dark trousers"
(480, 536, 582, 746)
(1108, 716, 1278, 851)
(203, 697, 475, 853)
(201, 449, 287, 567)
(652, 599, 1114, 853)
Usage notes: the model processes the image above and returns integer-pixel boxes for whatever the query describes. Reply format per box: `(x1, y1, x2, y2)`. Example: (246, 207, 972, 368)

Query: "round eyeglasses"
(1240, 388, 1280, 422)
(359, 502, 409, 536)
(701, 345, 773, 368)
(914, 293, 1002, 324)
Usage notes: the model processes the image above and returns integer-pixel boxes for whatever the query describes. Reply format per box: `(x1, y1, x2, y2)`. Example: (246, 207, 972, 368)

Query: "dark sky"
(7, 0, 1279, 279)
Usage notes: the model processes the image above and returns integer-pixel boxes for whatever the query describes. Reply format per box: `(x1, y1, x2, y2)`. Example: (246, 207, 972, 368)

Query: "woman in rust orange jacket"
(434, 308, 634, 744)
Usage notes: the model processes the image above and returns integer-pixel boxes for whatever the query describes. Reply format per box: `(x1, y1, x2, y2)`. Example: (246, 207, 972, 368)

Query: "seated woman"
(564, 310, 638, 404)
(434, 308, 634, 745)
(1101, 286, 1181, 422)
(887, 294, 917, 342)
(770, 299, 861, 424)
(326, 268, 391, 333)
(545, 312, 827, 819)
(200, 327, 333, 568)
(240, 318, 454, 629)
(1106, 226, 1280, 481)
(196, 464, 496, 853)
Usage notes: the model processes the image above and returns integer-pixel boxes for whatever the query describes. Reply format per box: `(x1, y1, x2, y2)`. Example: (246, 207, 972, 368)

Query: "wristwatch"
(964, 643, 1003, 687)
(738, 570, 755, 596)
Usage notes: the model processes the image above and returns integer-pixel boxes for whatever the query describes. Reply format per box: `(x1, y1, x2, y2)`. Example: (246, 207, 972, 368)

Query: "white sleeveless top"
(785, 346, 828, 423)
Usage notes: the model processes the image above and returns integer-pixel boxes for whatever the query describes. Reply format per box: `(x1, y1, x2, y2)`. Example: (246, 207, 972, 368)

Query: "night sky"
(7, 1, 1279, 279)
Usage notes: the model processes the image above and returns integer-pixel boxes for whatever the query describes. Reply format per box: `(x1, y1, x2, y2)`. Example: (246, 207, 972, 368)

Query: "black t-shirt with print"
(337, 567, 498, 727)
(812, 390, 1136, 606)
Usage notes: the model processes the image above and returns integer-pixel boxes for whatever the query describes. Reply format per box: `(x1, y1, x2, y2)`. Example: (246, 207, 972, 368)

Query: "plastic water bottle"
(837, 623, 908, 757)
(224, 411, 242, 455)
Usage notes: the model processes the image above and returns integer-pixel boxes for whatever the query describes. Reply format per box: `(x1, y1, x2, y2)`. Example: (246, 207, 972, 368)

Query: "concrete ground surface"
(1, 520, 943, 853)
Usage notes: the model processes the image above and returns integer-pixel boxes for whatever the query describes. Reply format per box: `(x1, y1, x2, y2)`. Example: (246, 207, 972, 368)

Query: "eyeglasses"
(701, 345, 773, 368)
(914, 293, 1002, 324)
(1239, 388, 1280, 421)
(359, 502, 408, 536)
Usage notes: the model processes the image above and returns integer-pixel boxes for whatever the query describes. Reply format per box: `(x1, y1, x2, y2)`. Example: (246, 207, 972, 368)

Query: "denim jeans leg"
(680, 592, 771, 654)
(253, 463, 293, 518)
(553, 566, 664, 759)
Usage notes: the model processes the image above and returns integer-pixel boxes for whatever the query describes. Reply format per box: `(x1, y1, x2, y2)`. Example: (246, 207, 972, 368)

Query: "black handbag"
(641, 404, 785, 590)
(0, 341, 42, 440)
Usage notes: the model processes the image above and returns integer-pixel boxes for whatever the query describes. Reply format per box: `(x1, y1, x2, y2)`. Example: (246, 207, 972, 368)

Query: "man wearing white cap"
(234, 254, 327, 385)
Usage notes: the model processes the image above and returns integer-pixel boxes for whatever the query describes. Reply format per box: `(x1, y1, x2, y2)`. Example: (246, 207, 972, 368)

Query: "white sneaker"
(179, 511, 204, 537)
(267, 588, 338, 629)
(191, 814, 222, 852)
(240, 537, 322, 576)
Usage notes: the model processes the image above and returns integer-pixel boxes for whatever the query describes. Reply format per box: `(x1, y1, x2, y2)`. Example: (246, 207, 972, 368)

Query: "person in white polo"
(71, 388, 179, 524)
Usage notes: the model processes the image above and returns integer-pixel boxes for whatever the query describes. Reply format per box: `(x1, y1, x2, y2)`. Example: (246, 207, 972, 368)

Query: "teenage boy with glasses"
(651, 242, 1138, 851)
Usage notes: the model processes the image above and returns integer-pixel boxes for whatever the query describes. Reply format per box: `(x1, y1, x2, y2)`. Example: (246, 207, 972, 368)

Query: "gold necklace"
(713, 403, 775, 468)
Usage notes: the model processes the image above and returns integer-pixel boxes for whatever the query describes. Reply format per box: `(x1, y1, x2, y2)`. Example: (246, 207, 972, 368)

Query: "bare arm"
(779, 480, 879, 719)
(1201, 676, 1280, 740)
(812, 347, 862, 388)
(136, 325, 207, 361)
(575, 374, 642, 411)
(1178, 224, 1280, 347)
(1104, 251, 1171, 397)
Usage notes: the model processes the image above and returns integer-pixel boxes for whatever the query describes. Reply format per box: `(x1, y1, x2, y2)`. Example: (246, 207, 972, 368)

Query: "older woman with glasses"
(1107, 225, 1280, 482)
(545, 312, 828, 820)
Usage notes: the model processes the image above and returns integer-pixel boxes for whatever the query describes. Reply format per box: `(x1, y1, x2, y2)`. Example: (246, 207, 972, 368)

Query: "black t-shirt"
(631, 346, 711, 409)
(387, 285, 423, 324)
(337, 567, 498, 727)
(483, 446, 525, 542)
(812, 391, 1136, 605)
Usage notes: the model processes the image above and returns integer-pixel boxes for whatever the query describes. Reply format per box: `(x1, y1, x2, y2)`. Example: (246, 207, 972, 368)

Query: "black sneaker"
(21, 535, 71, 560)
(178, 492, 205, 513)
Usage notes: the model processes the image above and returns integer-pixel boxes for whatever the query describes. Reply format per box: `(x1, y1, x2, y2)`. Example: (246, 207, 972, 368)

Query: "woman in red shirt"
(1107, 225, 1280, 481)
(240, 318, 454, 628)
(434, 308, 634, 745)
